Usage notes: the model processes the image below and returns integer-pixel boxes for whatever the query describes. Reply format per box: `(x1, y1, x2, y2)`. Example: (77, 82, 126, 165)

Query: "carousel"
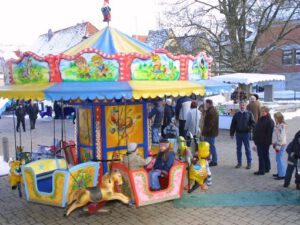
(0, 0, 232, 215)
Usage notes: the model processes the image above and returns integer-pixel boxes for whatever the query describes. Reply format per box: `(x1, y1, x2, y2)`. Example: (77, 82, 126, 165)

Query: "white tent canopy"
(211, 73, 285, 85)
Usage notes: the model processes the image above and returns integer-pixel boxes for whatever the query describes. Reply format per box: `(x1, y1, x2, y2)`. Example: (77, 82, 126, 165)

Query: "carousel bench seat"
(111, 160, 185, 207)
(22, 159, 99, 207)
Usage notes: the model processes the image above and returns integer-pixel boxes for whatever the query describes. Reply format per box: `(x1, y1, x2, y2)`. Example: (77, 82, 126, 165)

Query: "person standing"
(253, 106, 274, 175)
(272, 112, 287, 180)
(163, 118, 179, 151)
(175, 96, 192, 137)
(162, 98, 174, 138)
(16, 101, 26, 132)
(148, 101, 163, 144)
(184, 101, 201, 146)
(247, 95, 261, 123)
(27, 100, 39, 130)
(230, 101, 256, 169)
(202, 99, 219, 167)
(284, 130, 300, 189)
(231, 87, 247, 104)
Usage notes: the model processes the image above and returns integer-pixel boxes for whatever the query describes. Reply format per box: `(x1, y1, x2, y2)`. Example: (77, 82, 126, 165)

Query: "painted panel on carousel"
(78, 108, 92, 146)
(60, 53, 119, 81)
(80, 147, 93, 163)
(12, 56, 50, 84)
(188, 54, 209, 80)
(105, 104, 144, 148)
(131, 53, 180, 80)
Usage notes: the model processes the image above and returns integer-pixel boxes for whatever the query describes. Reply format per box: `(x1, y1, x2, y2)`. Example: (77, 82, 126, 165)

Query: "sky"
(0, 0, 161, 46)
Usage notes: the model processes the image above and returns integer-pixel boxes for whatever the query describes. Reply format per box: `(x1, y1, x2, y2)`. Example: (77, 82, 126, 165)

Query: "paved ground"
(1, 115, 300, 225)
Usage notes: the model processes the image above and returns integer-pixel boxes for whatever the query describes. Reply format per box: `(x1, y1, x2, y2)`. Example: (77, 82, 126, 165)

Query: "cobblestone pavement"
(1, 115, 300, 225)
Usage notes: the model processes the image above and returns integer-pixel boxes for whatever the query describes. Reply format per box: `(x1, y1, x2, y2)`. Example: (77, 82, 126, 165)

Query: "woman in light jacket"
(184, 101, 201, 146)
(272, 112, 287, 180)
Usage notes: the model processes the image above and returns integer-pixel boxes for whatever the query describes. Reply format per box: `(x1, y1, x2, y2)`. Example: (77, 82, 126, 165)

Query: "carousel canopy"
(0, 81, 206, 100)
(0, 25, 235, 101)
(64, 26, 153, 55)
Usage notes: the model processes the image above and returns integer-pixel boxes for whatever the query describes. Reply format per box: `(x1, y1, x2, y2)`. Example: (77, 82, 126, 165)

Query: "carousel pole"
(53, 108, 56, 149)
(12, 109, 17, 158)
(61, 100, 64, 150)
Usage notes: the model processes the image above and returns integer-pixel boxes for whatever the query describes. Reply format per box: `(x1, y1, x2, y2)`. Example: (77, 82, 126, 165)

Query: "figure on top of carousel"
(101, 0, 111, 23)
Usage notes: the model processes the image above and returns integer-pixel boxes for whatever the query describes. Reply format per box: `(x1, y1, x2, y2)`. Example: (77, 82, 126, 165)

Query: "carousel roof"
(64, 26, 153, 55)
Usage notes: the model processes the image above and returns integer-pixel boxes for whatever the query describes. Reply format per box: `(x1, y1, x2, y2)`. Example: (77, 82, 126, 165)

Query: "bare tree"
(162, 0, 300, 73)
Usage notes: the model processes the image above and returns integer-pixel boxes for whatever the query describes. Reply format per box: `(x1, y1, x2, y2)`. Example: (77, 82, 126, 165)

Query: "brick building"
(258, 20, 300, 91)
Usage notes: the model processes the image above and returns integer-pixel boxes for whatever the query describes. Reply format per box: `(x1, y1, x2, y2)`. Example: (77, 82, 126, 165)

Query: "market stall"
(212, 73, 285, 129)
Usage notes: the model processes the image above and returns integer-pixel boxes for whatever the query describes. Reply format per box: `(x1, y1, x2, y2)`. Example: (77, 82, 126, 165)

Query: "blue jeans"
(236, 132, 252, 165)
(152, 126, 160, 144)
(204, 137, 217, 163)
(276, 146, 286, 177)
(149, 170, 161, 190)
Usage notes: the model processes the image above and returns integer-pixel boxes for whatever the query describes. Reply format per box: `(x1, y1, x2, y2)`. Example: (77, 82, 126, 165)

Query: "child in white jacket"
(272, 112, 287, 180)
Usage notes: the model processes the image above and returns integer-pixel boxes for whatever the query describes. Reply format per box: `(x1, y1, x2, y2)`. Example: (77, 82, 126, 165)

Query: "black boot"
(188, 182, 200, 193)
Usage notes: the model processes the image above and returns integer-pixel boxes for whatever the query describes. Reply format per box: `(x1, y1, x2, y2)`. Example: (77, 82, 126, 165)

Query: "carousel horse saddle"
(87, 186, 102, 202)
(193, 163, 202, 171)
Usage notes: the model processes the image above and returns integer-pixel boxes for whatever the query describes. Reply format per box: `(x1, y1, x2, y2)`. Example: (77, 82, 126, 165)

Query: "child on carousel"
(149, 139, 175, 191)
(123, 142, 152, 170)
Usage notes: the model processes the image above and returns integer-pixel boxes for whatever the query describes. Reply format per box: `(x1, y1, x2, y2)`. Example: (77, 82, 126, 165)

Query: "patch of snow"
(206, 94, 227, 105)
(282, 109, 300, 120)
(0, 156, 9, 176)
(29, 23, 89, 56)
(258, 90, 300, 100)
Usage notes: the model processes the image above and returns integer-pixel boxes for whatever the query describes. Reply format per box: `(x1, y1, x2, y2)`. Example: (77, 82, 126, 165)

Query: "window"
(295, 50, 300, 65)
(282, 50, 293, 65)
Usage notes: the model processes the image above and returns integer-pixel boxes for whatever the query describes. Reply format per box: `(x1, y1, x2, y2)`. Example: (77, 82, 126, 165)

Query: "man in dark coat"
(27, 100, 39, 129)
(202, 99, 219, 166)
(284, 130, 300, 189)
(253, 106, 274, 175)
(148, 100, 164, 144)
(16, 101, 26, 132)
(230, 101, 256, 169)
(162, 98, 174, 138)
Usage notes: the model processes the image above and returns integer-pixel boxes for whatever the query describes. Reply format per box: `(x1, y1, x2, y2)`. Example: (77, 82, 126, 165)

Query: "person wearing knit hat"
(148, 139, 175, 191)
(123, 142, 152, 170)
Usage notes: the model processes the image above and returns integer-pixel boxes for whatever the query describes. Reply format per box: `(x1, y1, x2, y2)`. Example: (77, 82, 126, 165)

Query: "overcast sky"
(0, 0, 160, 46)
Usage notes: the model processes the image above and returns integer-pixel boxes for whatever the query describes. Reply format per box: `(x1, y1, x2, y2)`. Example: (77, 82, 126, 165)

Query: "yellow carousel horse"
(178, 136, 210, 192)
(8, 160, 23, 189)
(65, 170, 130, 216)
(188, 141, 210, 192)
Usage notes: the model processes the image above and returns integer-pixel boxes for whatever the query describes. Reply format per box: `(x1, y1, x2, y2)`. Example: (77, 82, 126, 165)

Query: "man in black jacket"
(230, 101, 256, 169)
(16, 101, 26, 132)
(284, 130, 300, 189)
(27, 100, 39, 129)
